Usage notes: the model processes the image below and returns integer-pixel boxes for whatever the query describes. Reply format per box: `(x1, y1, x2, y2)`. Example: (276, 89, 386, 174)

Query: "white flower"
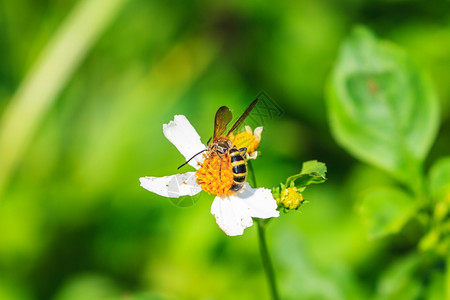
(139, 115, 279, 236)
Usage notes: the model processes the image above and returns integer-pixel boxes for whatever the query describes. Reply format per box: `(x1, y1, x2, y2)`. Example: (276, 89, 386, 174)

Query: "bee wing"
(226, 98, 259, 136)
(214, 106, 233, 139)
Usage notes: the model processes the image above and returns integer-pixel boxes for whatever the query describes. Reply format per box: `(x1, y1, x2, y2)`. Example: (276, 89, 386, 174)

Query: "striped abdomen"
(229, 147, 247, 192)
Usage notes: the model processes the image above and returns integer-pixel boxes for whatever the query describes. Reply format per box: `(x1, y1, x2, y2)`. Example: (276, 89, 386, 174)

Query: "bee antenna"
(206, 137, 212, 146)
(177, 149, 207, 169)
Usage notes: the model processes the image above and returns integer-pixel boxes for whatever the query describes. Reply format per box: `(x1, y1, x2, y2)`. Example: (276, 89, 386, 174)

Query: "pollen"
(277, 187, 304, 210)
(229, 126, 261, 154)
(196, 153, 234, 196)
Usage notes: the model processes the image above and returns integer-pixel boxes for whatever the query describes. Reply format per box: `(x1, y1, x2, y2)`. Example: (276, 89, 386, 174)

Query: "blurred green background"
(0, 0, 449, 299)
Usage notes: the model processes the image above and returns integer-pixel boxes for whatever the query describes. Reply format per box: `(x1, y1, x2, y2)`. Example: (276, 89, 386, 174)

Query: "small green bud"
(277, 186, 304, 210)
(272, 160, 326, 213)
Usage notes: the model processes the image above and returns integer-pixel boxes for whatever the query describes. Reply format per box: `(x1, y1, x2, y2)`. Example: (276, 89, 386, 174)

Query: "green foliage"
(422, 157, 450, 256)
(327, 26, 448, 300)
(326, 26, 439, 187)
(429, 157, 450, 200)
(375, 254, 422, 300)
(359, 188, 416, 239)
(285, 160, 327, 189)
(272, 160, 327, 211)
(1, 1, 450, 299)
(53, 275, 121, 300)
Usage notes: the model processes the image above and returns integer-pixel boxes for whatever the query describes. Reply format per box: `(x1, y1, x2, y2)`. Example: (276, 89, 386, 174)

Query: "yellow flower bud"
(277, 186, 304, 210)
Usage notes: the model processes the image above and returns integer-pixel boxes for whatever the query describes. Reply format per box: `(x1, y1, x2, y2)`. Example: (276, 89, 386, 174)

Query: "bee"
(178, 99, 259, 192)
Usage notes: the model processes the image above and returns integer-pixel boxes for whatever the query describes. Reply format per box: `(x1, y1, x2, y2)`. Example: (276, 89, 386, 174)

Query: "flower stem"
(257, 219, 280, 300)
(446, 255, 450, 300)
(247, 159, 257, 188)
(247, 160, 280, 300)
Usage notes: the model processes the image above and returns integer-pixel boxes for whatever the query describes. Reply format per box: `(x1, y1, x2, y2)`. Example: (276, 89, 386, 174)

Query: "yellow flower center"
(277, 187, 303, 210)
(230, 132, 259, 153)
(195, 153, 234, 196)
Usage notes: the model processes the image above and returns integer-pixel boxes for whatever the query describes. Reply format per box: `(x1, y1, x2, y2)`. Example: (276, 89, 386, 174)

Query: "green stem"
(446, 255, 450, 300)
(0, 0, 130, 199)
(247, 159, 257, 188)
(247, 160, 280, 300)
(257, 219, 280, 300)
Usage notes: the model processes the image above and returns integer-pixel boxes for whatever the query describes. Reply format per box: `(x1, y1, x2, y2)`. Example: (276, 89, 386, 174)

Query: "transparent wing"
(226, 98, 259, 136)
(214, 106, 233, 138)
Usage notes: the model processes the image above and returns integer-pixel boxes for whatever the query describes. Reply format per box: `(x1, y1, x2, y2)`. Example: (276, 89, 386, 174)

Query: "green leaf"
(326, 26, 440, 185)
(428, 156, 450, 200)
(53, 275, 120, 300)
(419, 228, 440, 252)
(375, 254, 422, 300)
(425, 271, 445, 300)
(286, 160, 327, 188)
(359, 187, 417, 239)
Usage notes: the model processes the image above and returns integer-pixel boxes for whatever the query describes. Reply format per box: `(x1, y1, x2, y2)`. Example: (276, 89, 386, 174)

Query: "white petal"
(253, 126, 263, 141)
(140, 172, 202, 198)
(238, 183, 279, 218)
(163, 115, 206, 170)
(210, 195, 253, 236)
(210, 183, 279, 236)
(245, 125, 253, 134)
(247, 151, 258, 160)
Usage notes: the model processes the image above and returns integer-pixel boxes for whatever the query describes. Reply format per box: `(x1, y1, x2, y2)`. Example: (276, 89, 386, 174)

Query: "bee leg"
(216, 151, 223, 181)
(238, 147, 247, 157)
